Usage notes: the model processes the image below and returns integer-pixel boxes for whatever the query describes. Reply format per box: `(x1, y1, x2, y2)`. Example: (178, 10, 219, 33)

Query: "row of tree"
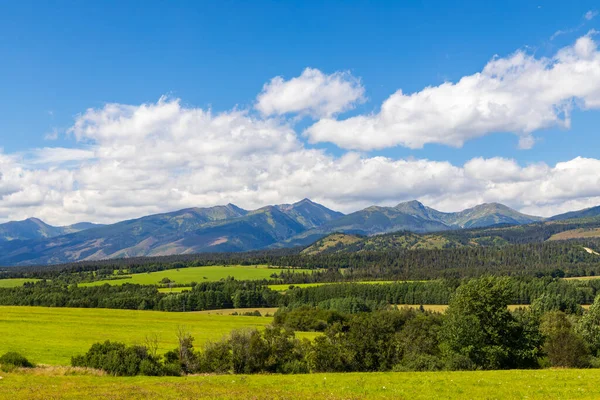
(71, 277, 600, 376)
(3, 276, 600, 313)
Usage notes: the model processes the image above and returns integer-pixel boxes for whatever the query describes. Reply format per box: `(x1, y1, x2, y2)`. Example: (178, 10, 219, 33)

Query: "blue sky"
(1, 1, 600, 224)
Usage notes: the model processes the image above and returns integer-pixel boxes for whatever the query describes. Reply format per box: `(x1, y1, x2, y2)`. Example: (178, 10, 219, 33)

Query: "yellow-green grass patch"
(0, 306, 273, 366)
(395, 304, 550, 312)
(268, 280, 409, 291)
(80, 265, 299, 287)
(0, 278, 41, 288)
(548, 228, 600, 241)
(193, 307, 279, 315)
(2, 368, 600, 399)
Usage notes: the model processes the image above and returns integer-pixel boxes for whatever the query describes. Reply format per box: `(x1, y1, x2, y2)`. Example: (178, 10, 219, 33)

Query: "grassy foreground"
(1, 368, 599, 399)
(0, 306, 272, 365)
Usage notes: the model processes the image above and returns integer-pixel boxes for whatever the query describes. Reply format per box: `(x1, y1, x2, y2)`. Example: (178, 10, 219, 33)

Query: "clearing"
(548, 228, 600, 241)
(80, 265, 298, 287)
(0, 278, 40, 288)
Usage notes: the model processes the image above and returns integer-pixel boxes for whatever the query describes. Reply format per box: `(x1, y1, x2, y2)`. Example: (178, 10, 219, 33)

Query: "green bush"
(0, 352, 34, 368)
(71, 341, 172, 376)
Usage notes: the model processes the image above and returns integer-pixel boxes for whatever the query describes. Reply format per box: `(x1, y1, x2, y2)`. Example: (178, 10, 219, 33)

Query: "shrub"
(71, 341, 168, 376)
(393, 354, 443, 372)
(0, 352, 34, 368)
(540, 311, 590, 368)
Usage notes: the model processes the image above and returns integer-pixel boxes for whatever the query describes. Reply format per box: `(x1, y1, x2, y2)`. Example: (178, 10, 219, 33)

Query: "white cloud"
(585, 10, 598, 21)
(4, 36, 600, 225)
(255, 68, 365, 118)
(0, 98, 599, 225)
(304, 33, 600, 150)
(27, 147, 96, 165)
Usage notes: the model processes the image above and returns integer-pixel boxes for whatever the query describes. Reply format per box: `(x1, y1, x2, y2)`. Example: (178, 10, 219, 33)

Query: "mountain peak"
(395, 200, 425, 210)
(294, 198, 316, 206)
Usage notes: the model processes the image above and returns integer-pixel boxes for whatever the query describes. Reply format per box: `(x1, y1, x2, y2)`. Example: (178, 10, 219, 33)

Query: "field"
(0, 278, 40, 288)
(1, 368, 600, 399)
(548, 228, 600, 241)
(268, 281, 403, 291)
(0, 306, 273, 365)
(80, 265, 295, 287)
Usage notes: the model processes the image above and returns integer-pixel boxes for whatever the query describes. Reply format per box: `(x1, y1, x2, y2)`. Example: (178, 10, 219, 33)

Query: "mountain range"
(0, 199, 598, 266)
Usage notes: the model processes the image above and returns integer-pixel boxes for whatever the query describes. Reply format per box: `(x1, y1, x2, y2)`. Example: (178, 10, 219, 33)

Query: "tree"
(176, 327, 198, 373)
(577, 294, 600, 356)
(439, 277, 538, 369)
(540, 311, 589, 368)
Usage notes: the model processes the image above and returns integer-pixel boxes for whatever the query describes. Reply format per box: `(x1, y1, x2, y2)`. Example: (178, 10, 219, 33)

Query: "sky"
(1, 0, 600, 225)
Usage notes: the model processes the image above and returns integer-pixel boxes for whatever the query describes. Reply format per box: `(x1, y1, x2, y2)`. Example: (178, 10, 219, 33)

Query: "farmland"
(80, 265, 294, 287)
(267, 280, 399, 291)
(0, 306, 273, 365)
(1, 368, 600, 399)
(0, 278, 39, 288)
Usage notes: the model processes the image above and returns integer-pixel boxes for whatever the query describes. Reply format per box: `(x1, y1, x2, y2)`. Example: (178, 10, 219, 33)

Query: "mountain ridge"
(0, 199, 596, 266)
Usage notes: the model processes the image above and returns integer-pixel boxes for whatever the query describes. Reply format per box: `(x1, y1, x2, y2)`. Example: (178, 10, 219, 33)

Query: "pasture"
(268, 280, 403, 291)
(1, 368, 599, 399)
(0, 306, 272, 365)
(0, 278, 40, 288)
(80, 265, 293, 287)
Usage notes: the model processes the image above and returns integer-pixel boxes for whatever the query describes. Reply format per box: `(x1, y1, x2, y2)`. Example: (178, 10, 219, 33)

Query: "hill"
(301, 214, 600, 255)
(0, 218, 103, 242)
(279, 201, 542, 248)
(0, 200, 341, 266)
(549, 205, 600, 221)
(1, 199, 599, 266)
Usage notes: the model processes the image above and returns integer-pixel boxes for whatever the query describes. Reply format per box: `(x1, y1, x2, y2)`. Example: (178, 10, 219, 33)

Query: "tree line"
(3, 276, 600, 312)
(67, 277, 600, 376)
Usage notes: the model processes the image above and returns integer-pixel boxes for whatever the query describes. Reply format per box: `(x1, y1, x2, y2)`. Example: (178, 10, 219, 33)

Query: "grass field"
(80, 265, 295, 287)
(564, 275, 600, 281)
(0, 306, 273, 365)
(548, 228, 600, 241)
(268, 281, 404, 291)
(0, 278, 40, 288)
(1, 368, 599, 399)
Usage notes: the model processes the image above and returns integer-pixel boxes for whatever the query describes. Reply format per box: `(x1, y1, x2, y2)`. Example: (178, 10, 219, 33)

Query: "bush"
(540, 311, 590, 368)
(0, 352, 34, 369)
(71, 341, 169, 376)
(393, 354, 443, 372)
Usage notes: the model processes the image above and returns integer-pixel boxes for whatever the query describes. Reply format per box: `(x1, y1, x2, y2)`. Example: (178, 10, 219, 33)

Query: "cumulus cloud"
(304, 33, 600, 150)
(0, 98, 599, 225)
(255, 68, 365, 118)
(3, 35, 600, 224)
(585, 10, 598, 21)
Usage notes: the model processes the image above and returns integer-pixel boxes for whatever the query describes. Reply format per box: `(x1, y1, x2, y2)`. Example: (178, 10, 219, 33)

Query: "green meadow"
(0, 278, 40, 288)
(0, 306, 273, 365)
(2, 368, 599, 399)
(80, 265, 293, 287)
(267, 280, 399, 291)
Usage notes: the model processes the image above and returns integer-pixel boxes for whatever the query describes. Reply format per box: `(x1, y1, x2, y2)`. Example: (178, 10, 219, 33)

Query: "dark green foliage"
(197, 326, 309, 374)
(577, 295, 600, 356)
(439, 277, 540, 370)
(71, 341, 171, 376)
(0, 352, 34, 368)
(540, 311, 590, 368)
(274, 306, 346, 331)
(531, 293, 584, 315)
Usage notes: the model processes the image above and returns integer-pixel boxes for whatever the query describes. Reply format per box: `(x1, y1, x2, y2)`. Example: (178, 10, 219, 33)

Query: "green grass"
(158, 286, 193, 293)
(80, 265, 295, 287)
(2, 368, 600, 399)
(0, 278, 40, 288)
(268, 281, 404, 291)
(0, 306, 273, 366)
